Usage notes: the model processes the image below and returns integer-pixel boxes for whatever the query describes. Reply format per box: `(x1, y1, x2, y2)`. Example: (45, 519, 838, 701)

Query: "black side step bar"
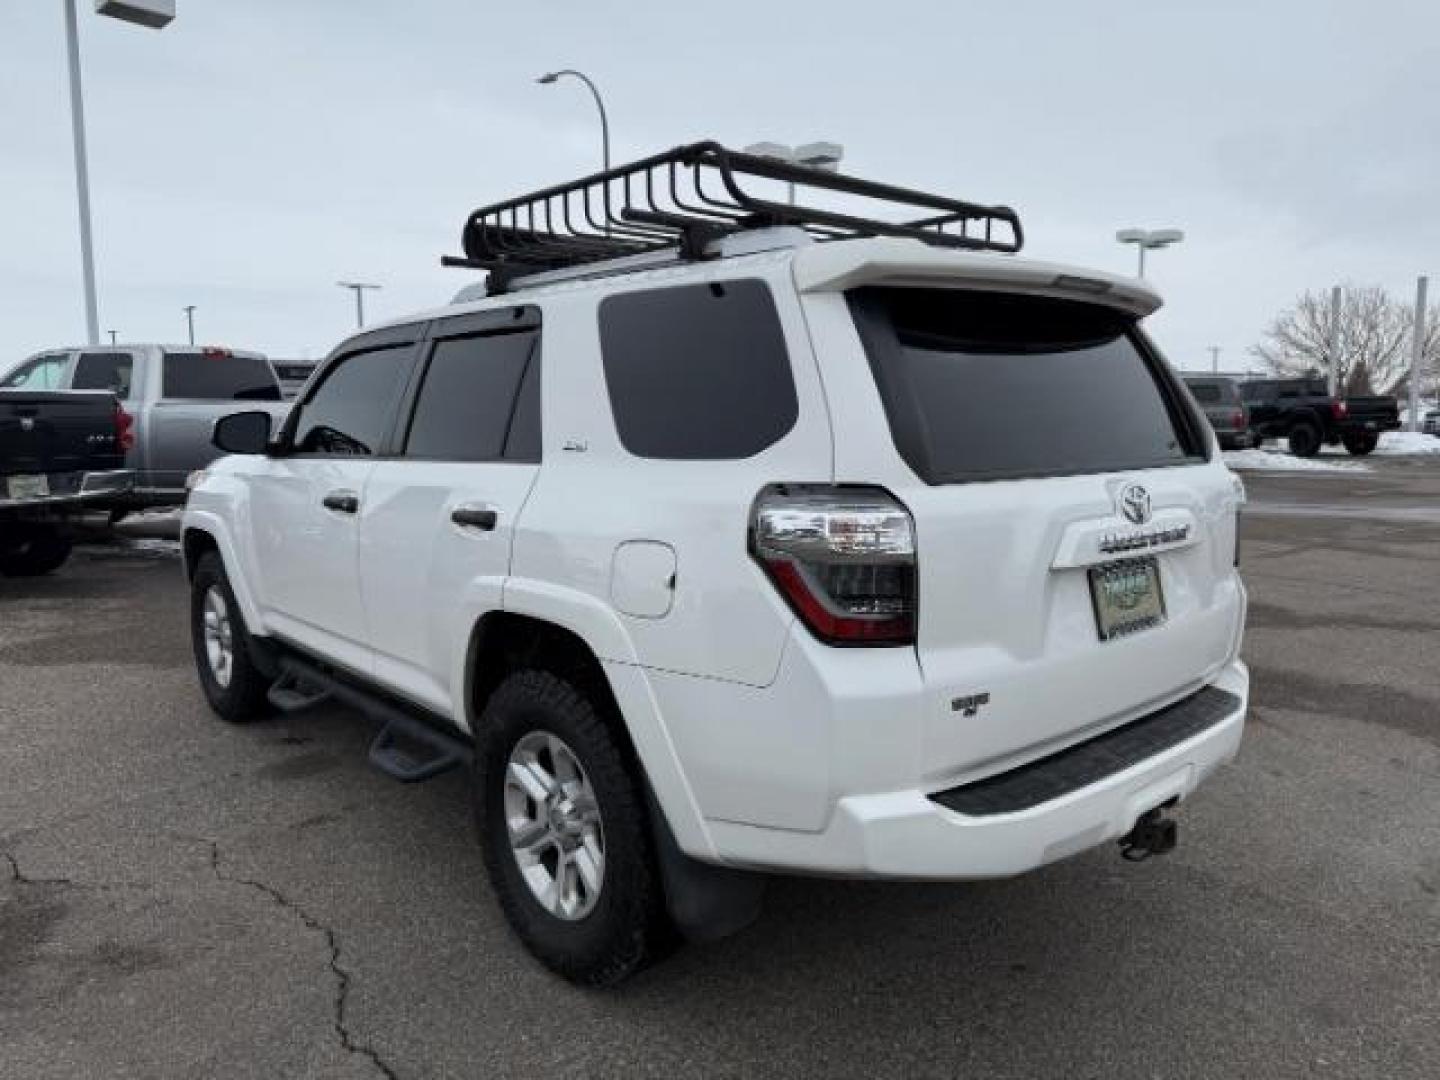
(275, 657, 472, 783)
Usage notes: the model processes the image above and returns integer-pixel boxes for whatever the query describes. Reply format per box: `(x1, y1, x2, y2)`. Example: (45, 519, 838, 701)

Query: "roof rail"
(442, 140, 1023, 295)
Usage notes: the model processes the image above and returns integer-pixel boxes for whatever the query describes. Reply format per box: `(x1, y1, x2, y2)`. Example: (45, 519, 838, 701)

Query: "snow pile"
(1223, 447, 1370, 473)
(1374, 431, 1440, 455)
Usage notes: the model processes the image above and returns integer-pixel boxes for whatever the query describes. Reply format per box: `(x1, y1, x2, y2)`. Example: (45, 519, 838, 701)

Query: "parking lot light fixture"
(1115, 227, 1184, 278)
(537, 69, 610, 174)
(337, 282, 381, 328)
(743, 140, 845, 205)
(63, 0, 176, 347)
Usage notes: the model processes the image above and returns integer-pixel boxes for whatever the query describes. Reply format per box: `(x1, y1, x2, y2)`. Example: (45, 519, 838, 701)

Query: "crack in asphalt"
(2, 848, 76, 888)
(205, 841, 401, 1080)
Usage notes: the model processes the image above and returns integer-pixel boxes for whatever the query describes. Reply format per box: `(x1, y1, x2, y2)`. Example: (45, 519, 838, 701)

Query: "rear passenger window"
(293, 345, 414, 456)
(163, 351, 280, 401)
(599, 280, 798, 459)
(404, 331, 539, 462)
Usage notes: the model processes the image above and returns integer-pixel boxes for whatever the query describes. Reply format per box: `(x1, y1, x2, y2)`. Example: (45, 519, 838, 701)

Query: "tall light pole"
(337, 282, 381, 329)
(107, 330, 118, 345)
(1208, 345, 1221, 373)
(62, 1, 176, 345)
(1408, 275, 1428, 432)
(1116, 228, 1184, 278)
(743, 141, 845, 205)
(183, 304, 196, 345)
(537, 69, 610, 174)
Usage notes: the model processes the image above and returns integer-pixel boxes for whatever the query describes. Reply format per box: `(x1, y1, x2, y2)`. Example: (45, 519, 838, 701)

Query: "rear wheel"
(0, 524, 73, 577)
(1342, 432, 1379, 456)
(1287, 422, 1321, 458)
(473, 669, 665, 986)
(190, 552, 270, 722)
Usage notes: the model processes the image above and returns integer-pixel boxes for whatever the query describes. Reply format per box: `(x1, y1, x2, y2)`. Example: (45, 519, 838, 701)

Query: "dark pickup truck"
(0, 391, 132, 575)
(1238, 378, 1400, 457)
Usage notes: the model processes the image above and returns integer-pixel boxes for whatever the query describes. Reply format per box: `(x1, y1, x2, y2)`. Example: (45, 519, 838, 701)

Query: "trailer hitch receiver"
(1120, 805, 1178, 862)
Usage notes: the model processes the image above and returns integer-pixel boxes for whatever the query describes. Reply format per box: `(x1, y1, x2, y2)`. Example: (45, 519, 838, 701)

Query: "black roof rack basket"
(444, 140, 1023, 293)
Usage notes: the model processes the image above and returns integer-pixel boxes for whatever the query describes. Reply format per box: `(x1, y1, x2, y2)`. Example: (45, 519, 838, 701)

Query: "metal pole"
(354, 288, 365, 328)
(63, 0, 100, 345)
(1137, 244, 1146, 279)
(1409, 275, 1428, 432)
(1328, 285, 1342, 396)
(107, 330, 117, 345)
(183, 305, 196, 345)
(1208, 346, 1221, 373)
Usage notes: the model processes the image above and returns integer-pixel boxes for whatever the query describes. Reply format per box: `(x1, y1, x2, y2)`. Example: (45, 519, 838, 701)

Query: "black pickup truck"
(1238, 378, 1401, 457)
(0, 391, 132, 575)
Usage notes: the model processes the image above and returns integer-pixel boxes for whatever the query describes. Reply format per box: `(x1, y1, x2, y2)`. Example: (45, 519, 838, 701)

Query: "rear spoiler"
(791, 239, 1162, 318)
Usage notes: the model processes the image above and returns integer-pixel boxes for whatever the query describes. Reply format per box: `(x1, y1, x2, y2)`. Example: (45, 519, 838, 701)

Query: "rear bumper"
(0, 469, 132, 511)
(1217, 431, 1254, 450)
(705, 658, 1248, 879)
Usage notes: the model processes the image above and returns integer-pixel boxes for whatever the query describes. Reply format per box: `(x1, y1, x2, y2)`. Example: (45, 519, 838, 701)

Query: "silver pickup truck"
(2, 345, 290, 508)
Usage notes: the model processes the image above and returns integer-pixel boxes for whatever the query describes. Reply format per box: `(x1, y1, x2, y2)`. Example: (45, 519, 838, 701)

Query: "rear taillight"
(114, 403, 135, 452)
(750, 484, 917, 645)
(1331, 400, 1348, 420)
(1232, 410, 1246, 430)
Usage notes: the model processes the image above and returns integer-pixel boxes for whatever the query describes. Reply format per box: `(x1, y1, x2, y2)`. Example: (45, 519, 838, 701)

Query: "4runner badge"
(951, 692, 991, 718)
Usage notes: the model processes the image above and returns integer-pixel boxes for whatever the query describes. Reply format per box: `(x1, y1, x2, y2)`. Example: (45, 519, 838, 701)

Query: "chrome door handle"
(323, 490, 359, 514)
(450, 505, 497, 531)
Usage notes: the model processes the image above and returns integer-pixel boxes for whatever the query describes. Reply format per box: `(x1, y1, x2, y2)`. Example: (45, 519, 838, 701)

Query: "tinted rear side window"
(163, 352, 280, 401)
(404, 331, 539, 462)
(73, 352, 135, 398)
(848, 288, 1205, 483)
(599, 280, 797, 459)
(1186, 381, 1222, 403)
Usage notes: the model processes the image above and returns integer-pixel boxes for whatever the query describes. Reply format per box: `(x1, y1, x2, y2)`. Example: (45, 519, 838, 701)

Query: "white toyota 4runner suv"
(182, 144, 1248, 985)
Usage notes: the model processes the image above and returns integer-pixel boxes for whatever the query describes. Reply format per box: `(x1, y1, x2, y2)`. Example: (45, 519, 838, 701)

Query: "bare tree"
(1251, 286, 1415, 394)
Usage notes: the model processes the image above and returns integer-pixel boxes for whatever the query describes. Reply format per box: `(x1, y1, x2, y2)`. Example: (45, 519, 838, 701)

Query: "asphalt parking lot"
(2, 460, 1438, 1080)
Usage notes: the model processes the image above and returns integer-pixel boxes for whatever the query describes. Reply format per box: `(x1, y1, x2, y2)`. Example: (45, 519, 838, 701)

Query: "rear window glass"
(848, 288, 1205, 483)
(1186, 382, 1222, 403)
(162, 351, 280, 401)
(599, 280, 797, 459)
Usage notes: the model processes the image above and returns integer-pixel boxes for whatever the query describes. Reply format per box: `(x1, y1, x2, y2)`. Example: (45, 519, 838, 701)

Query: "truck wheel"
(1287, 423, 1321, 458)
(473, 669, 665, 986)
(190, 552, 270, 722)
(1342, 433, 1379, 456)
(0, 525, 73, 577)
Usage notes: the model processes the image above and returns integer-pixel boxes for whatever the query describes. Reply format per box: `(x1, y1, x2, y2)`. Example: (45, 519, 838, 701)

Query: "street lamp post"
(1208, 345, 1221, 373)
(743, 141, 845, 205)
(183, 304, 196, 345)
(1115, 227, 1184, 278)
(537, 69, 610, 174)
(337, 282, 381, 329)
(61, 1, 176, 346)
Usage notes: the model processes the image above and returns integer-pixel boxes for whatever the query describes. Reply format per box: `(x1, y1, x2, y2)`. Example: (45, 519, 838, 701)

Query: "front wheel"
(1342, 432, 1379, 456)
(0, 524, 73, 577)
(190, 552, 270, 722)
(473, 669, 665, 986)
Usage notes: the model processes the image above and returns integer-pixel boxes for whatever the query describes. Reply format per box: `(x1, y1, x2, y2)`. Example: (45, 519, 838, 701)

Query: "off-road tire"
(1287, 422, 1321, 458)
(1342, 432, 1379, 456)
(0, 525, 73, 577)
(473, 669, 665, 986)
(190, 552, 270, 722)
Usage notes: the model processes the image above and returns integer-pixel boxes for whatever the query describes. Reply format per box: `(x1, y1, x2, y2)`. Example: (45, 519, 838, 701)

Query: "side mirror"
(213, 410, 275, 455)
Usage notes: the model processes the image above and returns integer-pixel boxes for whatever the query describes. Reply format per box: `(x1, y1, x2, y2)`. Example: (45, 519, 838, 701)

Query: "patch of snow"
(1223, 447, 1370, 473)
(1316, 430, 1440, 456)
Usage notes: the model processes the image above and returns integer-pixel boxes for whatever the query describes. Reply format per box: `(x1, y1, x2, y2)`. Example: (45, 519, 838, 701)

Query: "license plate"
(6, 474, 49, 500)
(1089, 557, 1166, 641)
(1365, 421, 1377, 430)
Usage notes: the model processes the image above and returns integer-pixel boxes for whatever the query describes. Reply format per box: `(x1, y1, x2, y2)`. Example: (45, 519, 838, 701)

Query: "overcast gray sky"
(3, 0, 1435, 370)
